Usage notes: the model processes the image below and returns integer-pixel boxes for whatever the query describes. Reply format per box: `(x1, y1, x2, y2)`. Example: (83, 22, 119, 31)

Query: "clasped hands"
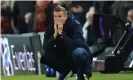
(54, 21, 64, 39)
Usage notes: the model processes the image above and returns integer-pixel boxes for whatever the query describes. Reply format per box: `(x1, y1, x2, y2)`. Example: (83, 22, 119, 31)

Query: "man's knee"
(72, 47, 87, 60)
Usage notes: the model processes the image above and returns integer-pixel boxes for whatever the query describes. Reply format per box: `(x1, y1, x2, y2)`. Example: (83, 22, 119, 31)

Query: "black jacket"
(12, 1, 35, 33)
(111, 1, 133, 23)
(40, 14, 92, 73)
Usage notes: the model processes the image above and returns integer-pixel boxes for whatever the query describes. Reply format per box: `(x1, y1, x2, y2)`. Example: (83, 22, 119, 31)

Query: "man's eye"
(58, 16, 62, 18)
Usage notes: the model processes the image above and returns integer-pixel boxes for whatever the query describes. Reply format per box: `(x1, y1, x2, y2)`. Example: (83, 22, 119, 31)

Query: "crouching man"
(40, 6, 92, 80)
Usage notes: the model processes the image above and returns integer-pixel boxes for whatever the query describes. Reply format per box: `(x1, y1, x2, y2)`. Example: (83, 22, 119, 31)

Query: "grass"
(1, 72, 133, 80)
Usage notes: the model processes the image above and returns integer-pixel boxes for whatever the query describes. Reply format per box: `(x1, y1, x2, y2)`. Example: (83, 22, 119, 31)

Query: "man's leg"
(84, 49, 92, 80)
(41, 52, 71, 80)
(58, 72, 69, 80)
(72, 48, 92, 80)
(58, 71, 73, 80)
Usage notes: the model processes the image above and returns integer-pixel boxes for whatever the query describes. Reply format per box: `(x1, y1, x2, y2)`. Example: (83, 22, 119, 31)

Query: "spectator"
(83, 7, 96, 44)
(126, 8, 133, 36)
(127, 8, 133, 24)
(94, 1, 114, 14)
(111, 1, 133, 23)
(33, 0, 49, 32)
(71, 1, 94, 25)
(27, 0, 61, 33)
(1, 1, 18, 34)
(70, 4, 83, 24)
(53, 0, 72, 10)
(12, 1, 35, 33)
(110, 2, 133, 45)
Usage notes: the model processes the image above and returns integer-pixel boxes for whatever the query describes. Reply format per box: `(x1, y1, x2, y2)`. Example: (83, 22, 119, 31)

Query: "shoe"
(77, 68, 85, 80)
(85, 64, 92, 80)
(64, 71, 73, 80)
(86, 75, 91, 80)
(58, 71, 72, 80)
(76, 73, 85, 80)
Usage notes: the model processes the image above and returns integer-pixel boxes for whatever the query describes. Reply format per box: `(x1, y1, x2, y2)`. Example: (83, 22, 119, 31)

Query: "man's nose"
(57, 18, 61, 21)
(57, 17, 60, 20)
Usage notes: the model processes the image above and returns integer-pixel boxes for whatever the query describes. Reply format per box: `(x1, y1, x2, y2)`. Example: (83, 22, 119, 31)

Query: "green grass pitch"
(1, 72, 133, 80)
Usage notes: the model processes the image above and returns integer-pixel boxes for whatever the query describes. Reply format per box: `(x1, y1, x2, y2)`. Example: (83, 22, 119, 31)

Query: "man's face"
(54, 11, 68, 25)
(87, 12, 94, 25)
(127, 9, 133, 22)
(36, 1, 44, 7)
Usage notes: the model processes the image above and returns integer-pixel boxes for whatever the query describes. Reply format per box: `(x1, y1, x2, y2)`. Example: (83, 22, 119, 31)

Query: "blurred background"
(1, 0, 133, 80)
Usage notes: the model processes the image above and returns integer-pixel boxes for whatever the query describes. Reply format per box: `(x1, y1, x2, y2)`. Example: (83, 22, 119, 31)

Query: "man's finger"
(58, 22, 63, 27)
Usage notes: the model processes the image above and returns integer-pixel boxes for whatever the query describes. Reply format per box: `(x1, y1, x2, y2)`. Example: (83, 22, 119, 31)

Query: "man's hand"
(54, 22, 58, 39)
(25, 12, 31, 24)
(57, 20, 63, 35)
(54, 20, 64, 39)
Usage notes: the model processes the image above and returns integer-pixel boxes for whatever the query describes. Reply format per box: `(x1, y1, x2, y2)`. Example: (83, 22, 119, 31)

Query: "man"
(1, 1, 19, 34)
(40, 6, 92, 80)
(12, 1, 35, 33)
(127, 8, 133, 24)
(127, 8, 133, 34)
(83, 7, 96, 46)
(111, 1, 133, 23)
(70, 4, 83, 24)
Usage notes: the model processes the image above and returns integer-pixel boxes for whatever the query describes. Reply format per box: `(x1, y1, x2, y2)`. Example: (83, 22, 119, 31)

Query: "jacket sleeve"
(124, 2, 133, 10)
(12, 2, 19, 28)
(62, 22, 85, 51)
(43, 28, 55, 52)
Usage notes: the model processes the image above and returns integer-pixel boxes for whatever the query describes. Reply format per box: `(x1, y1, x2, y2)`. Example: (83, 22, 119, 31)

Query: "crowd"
(1, 0, 133, 50)
(1, 1, 133, 34)
(1, 0, 133, 52)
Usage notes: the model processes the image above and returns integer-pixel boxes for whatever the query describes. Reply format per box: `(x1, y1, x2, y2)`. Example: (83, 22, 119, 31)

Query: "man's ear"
(65, 15, 68, 20)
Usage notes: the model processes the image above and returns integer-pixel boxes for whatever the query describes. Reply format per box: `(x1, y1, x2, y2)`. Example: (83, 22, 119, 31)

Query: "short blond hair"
(54, 6, 68, 15)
